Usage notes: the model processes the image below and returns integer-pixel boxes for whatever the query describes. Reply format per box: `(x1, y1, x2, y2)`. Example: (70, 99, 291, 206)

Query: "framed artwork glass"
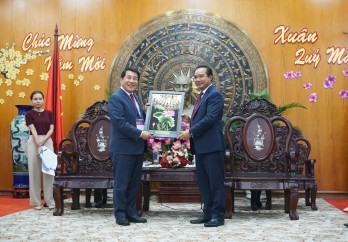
(145, 91, 185, 138)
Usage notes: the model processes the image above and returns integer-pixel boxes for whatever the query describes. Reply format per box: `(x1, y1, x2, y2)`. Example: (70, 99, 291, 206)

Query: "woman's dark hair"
(30, 90, 44, 100)
(121, 67, 140, 79)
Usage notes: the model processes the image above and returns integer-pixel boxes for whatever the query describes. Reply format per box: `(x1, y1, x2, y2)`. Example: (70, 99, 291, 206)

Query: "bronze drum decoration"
(109, 9, 268, 117)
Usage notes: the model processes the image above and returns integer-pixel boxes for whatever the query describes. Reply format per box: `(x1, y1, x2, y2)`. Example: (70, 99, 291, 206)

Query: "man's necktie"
(130, 94, 140, 113)
(191, 92, 203, 126)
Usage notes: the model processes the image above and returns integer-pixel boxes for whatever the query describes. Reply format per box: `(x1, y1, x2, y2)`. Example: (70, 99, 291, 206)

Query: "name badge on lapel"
(136, 119, 145, 131)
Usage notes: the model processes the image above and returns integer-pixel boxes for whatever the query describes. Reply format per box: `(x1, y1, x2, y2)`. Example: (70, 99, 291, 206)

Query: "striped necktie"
(130, 94, 137, 108)
(191, 92, 203, 126)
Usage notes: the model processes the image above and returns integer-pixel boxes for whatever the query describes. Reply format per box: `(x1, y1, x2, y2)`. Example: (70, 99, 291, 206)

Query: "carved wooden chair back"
(70, 116, 112, 175)
(225, 112, 293, 174)
(58, 101, 112, 175)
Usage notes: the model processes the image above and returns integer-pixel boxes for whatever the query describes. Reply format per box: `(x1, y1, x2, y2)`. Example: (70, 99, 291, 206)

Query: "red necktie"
(130, 94, 139, 112)
(191, 92, 203, 126)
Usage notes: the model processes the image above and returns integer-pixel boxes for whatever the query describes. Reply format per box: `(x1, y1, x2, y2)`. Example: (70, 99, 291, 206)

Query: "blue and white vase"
(10, 104, 32, 188)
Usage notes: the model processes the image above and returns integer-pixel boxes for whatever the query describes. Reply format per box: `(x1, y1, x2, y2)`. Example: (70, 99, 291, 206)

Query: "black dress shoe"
(344, 223, 348, 228)
(116, 217, 130, 226)
(204, 219, 224, 227)
(127, 215, 147, 223)
(190, 217, 211, 224)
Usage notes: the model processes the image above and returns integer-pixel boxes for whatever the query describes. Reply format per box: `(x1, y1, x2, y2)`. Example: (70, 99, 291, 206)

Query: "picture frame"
(145, 91, 185, 138)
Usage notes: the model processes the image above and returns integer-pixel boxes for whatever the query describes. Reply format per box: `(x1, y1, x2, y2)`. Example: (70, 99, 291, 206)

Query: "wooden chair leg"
(85, 189, 92, 208)
(53, 185, 64, 216)
(251, 190, 262, 211)
(266, 190, 272, 210)
(231, 189, 235, 213)
(102, 189, 107, 204)
(71, 188, 80, 210)
(310, 186, 318, 210)
(288, 187, 299, 220)
(265, 190, 272, 210)
(224, 185, 232, 219)
(136, 184, 143, 217)
(142, 181, 151, 211)
(305, 188, 311, 206)
(284, 189, 290, 213)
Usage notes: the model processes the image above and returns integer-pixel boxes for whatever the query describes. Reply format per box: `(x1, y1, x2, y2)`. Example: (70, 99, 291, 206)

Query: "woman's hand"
(36, 136, 46, 147)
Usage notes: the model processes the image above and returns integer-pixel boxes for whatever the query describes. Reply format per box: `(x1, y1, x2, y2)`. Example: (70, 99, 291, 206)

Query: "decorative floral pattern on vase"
(10, 105, 32, 187)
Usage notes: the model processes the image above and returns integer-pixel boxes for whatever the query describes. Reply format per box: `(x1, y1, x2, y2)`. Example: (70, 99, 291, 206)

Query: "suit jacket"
(190, 85, 225, 155)
(108, 88, 146, 155)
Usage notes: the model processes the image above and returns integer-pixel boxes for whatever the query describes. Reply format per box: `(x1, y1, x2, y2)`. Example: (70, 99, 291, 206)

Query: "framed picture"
(145, 91, 185, 138)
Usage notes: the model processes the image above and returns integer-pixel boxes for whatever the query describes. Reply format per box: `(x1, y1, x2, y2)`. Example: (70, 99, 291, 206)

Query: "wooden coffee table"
(137, 166, 200, 215)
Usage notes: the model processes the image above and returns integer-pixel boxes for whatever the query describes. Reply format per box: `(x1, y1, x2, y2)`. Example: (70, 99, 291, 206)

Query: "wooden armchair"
(53, 101, 113, 216)
(224, 98, 317, 220)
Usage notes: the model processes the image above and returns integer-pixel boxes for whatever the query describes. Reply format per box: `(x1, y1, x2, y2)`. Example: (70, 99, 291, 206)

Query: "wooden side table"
(137, 167, 200, 215)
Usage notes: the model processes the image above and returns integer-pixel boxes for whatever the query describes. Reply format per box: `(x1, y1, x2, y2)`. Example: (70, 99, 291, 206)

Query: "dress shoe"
(85, 202, 92, 208)
(116, 217, 130, 226)
(127, 215, 147, 223)
(190, 217, 211, 224)
(344, 223, 348, 228)
(204, 219, 224, 227)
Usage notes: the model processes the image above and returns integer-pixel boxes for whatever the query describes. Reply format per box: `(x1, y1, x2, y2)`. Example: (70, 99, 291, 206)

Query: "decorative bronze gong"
(109, 9, 268, 117)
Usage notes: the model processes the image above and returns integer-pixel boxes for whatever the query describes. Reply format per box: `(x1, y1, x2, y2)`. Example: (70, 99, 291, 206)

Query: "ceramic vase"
(10, 105, 32, 189)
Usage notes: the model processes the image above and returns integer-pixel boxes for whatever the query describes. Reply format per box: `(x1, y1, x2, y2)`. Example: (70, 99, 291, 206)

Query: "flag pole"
(46, 24, 63, 152)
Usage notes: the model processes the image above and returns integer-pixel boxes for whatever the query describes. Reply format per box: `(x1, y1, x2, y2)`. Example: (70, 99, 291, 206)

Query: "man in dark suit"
(108, 67, 152, 226)
(178, 65, 225, 227)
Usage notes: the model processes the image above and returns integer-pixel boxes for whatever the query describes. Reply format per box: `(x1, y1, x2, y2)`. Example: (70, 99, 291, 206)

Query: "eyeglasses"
(193, 74, 207, 80)
(124, 75, 138, 81)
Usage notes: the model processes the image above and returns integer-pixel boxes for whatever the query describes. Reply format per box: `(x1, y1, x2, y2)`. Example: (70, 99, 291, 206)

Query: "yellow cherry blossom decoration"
(0, 43, 49, 80)
(22, 78, 30, 87)
(6, 89, 14, 96)
(19, 92, 26, 98)
(93, 84, 100, 91)
(0, 98, 5, 104)
(5, 79, 12, 86)
(40, 72, 49, 81)
(26, 69, 34, 76)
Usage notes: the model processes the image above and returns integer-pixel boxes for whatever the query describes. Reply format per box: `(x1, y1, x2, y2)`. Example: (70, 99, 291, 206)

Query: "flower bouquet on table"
(147, 121, 193, 169)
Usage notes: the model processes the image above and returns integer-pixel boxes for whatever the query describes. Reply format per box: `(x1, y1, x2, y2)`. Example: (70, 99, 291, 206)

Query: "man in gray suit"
(108, 67, 152, 226)
(179, 65, 225, 227)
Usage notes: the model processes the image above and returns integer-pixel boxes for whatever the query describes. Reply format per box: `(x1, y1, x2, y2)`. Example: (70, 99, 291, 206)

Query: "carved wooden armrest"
(304, 159, 316, 178)
(57, 138, 78, 175)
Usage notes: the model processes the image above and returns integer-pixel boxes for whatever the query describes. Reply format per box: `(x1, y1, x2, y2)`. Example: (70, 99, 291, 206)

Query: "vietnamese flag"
(46, 24, 63, 152)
